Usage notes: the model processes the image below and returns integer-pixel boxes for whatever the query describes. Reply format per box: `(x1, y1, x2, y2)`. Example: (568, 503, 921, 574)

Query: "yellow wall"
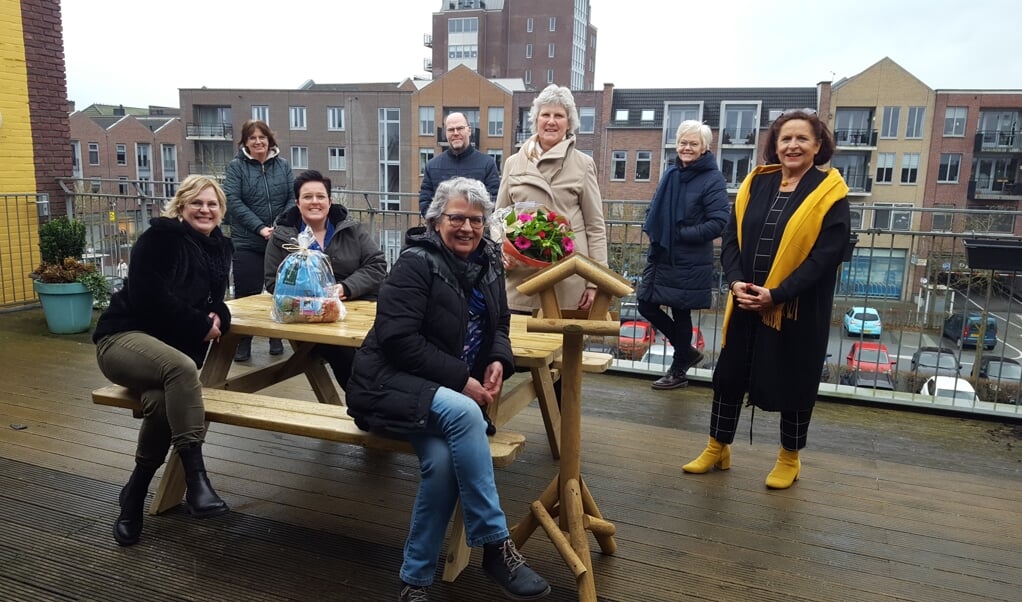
(0, 0, 42, 304)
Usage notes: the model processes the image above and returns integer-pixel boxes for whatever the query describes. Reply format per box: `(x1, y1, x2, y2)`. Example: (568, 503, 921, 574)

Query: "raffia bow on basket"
(493, 202, 575, 269)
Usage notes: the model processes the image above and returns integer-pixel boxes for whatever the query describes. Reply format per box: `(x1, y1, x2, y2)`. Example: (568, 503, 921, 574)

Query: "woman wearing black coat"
(94, 175, 234, 546)
(682, 110, 850, 490)
(346, 177, 549, 602)
(637, 120, 729, 390)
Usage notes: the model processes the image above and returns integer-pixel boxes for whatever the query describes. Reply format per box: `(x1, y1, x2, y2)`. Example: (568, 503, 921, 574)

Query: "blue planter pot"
(33, 280, 95, 334)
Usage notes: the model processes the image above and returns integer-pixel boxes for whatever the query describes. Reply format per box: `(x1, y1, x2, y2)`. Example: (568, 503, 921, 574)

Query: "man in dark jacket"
(418, 112, 500, 216)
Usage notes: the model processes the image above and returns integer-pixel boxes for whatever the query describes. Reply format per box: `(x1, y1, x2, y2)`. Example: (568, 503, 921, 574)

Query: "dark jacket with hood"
(223, 146, 294, 253)
(93, 217, 233, 368)
(264, 203, 388, 300)
(637, 151, 729, 309)
(418, 145, 500, 215)
(345, 227, 513, 432)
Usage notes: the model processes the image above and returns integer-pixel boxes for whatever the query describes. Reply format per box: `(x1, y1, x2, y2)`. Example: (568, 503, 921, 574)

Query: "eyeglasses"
(677, 141, 702, 149)
(445, 126, 469, 134)
(443, 213, 485, 228)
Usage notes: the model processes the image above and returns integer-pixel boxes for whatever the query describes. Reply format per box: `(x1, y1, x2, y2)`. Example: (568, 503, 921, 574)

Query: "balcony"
(423, 33, 432, 48)
(424, 58, 432, 72)
(834, 128, 878, 148)
(968, 179, 1022, 202)
(186, 123, 233, 140)
(975, 130, 1022, 153)
(720, 128, 756, 146)
(844, 173, 874, 195)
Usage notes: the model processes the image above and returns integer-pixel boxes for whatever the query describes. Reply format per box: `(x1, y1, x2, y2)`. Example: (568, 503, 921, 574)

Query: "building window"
(640, 110, 655, 122)
(611, 151, 627, 180)
(548, 43, 555, 58)
(875, 152, 895, 184)
(932, 204, 954, 231)
(615, 109, 628, 122)
(291, 146, 308, 169)
(635, 151, 652, 181)
(524, 70, 532, 85)
(849, 204, 864, 230)
(900, 153, 919, 184)
(378, 107, 401, 211)
(943, 107, 967, 137)
(526, 17, 533, 32)
(328, 147, 346, 171)
(905, 106, 925, 138)
(418, 148, 434, 176)
(665, 103, 701, 146)
(90, 177, 101, 193)
(116, 144, 127, 166)
(252, 105, 269, 123)
(546, 69, 554, 84)
(880, 106, 900, 138)
(549, 17, 556, 31)
(487, 149, 503, 176)
(873, 203, 912, 231)
(419, 107, 435, 136)
(937, 153, 961, 183)
(88, 142, 100, 165)
(526, 44, 532, 59)
(118, 177, 129, 195)
(721, 150, 752, 188)
(136, 143, 151, 169)
(579, 107, 595, 134)
(487, 107, 504, 136)
(289, 106, 307, 130)
(328, 107, 345, 131)
(448, 17, 478, 33)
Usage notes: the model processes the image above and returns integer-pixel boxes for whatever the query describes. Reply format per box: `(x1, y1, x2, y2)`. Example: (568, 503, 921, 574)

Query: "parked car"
(619, 320, 654, 360)
(909, 346, 961, 378)
(843, 306, 882, 337)
(842, 341, 897, 389)
(919, 375, 979, 407)
(942, 312, 997, 349)
(977, 355, 1022, 404)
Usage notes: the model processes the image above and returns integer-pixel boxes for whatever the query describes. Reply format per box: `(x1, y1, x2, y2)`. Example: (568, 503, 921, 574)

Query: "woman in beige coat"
(497, 84, 608, 314)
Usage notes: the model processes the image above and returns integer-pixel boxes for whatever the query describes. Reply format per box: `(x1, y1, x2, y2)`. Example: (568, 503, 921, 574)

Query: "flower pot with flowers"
(30, 216, 110, 334)
(497, 203, 575, 269)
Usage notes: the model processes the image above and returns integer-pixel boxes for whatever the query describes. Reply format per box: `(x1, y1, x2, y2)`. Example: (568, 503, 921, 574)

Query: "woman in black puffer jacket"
(346, 177, 550, 602)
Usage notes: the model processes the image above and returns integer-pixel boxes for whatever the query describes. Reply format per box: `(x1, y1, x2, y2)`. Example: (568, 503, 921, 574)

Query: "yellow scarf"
(722, 165, 849, 346)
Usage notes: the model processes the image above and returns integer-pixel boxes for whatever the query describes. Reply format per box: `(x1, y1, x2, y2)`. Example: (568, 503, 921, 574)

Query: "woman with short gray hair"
(497, 83, 607, 315)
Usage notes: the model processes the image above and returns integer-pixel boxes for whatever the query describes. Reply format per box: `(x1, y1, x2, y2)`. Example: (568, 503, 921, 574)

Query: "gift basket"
(271, 227, 346, 323)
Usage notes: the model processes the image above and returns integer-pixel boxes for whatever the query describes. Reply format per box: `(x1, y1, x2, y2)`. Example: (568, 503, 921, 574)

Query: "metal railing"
(11, 185, 1022, 417)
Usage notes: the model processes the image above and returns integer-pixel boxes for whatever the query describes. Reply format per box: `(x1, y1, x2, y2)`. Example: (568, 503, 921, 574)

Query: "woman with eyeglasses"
(496, 83, 608, 315)
(636, 120, 730, 390)
(347, 177, 550, 601)
(682, 109, 851, 490)
(94, 175, 234, 546)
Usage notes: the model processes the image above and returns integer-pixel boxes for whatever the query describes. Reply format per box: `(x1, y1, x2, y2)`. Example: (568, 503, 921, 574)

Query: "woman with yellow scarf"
(682, 110, 851, 489)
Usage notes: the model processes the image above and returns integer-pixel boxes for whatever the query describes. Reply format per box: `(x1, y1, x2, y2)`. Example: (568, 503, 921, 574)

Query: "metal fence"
(8, 183, 1022, 418)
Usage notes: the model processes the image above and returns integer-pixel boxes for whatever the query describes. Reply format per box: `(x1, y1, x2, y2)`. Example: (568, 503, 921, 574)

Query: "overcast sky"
(61, 0, 1019, 109)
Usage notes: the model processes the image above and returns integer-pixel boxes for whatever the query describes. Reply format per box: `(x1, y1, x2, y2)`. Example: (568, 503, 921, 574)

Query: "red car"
(620, 320, 705, 361)
(619, 320, 654, 360)
(843, 341, 897, 389)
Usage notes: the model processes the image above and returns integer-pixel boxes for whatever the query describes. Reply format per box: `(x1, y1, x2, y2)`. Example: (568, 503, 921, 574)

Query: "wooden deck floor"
(1, 306, 1021, 601)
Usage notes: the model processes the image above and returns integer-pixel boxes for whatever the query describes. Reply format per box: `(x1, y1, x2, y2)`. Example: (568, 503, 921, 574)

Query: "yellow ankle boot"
(682, 437, 731, 473)
(765, 447, 800, 489)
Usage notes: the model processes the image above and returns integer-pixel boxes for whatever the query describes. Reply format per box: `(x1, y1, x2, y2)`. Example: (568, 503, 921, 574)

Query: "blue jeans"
(399, 387, 509, 586)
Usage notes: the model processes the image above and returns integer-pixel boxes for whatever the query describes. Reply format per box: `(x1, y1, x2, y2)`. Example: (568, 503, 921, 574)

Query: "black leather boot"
(113, 465, 157, 546)
(177, 443, 229, 518)
(234, 336, 252, 362)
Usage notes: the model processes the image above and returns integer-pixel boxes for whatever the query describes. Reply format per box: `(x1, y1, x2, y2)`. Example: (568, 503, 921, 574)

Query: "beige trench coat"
(496, 135, 608, 313)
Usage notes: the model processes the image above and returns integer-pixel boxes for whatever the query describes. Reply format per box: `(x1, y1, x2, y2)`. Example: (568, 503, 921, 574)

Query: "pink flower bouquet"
(500, 204, 575, 268)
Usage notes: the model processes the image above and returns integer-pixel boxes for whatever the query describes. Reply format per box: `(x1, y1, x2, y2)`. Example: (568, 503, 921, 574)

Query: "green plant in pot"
(31, 216, 110, 334)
